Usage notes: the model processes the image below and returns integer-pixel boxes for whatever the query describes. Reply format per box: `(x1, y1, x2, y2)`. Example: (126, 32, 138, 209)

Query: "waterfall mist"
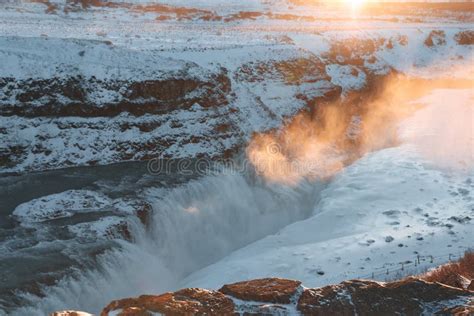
(11, 170, 322, 315)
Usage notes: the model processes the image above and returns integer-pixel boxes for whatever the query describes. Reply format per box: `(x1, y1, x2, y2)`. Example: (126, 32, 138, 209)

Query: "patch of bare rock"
(101, 288, 235, 316)
(51, 312, 93, 316)
(298, 278, 472, 315)
(219, 278, 301, 304)
(0, 72, 231, 117)
(425, 30, 447, 47)
(455, 30, 474, 45)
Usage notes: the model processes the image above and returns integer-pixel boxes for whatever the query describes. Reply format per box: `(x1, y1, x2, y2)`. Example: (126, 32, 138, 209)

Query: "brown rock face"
(1, 73, 230, 118)
(56, 277, 472, 316)
(297, 283, 355, 315)
(219, 278, 302, 304)
(101, 288, 235, 316)
(50, 312, 93, 316)
(468, 280, 474, 291)
(297, 278, 471, 315)
(325, 37, 387, 66)
(455, 30, 474, 45)
(234, 57, 329, 85)
(424, 30, 446, 47)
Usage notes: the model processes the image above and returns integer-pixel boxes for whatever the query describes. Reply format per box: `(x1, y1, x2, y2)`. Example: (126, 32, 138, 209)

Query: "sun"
(345, 0, 366, 9)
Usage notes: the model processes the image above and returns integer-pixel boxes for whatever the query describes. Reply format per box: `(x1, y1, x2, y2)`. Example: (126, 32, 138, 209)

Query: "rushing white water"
(10, 171, 322, 315)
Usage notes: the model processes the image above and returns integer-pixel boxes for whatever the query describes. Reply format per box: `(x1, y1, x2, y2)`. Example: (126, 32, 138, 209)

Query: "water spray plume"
(247, 69, 474, 185)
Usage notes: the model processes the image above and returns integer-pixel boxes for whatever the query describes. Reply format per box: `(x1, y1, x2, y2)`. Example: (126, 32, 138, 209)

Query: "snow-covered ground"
(183, 88, 474, 289)
(1, 0, 473, 173)
(0, 1, 473, 315)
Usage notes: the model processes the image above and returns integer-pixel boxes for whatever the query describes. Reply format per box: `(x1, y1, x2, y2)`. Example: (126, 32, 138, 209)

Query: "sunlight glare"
(345, 0, 366, 10)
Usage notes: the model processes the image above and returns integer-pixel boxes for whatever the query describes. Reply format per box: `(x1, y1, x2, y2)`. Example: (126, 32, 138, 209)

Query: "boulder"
(50, 312, 93, 316)
(101, 288, 235, 316)
(424, 30, 446, 47)
(297, 278, 471, 315)
(454, 30, 474, 45)
(219, 278, 301, 304)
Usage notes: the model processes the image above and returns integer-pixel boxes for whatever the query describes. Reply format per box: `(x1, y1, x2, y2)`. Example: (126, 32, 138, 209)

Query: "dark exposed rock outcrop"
(51, 312, 92, 316)
(455, 30, 474, 45)
(219, 278, 301, 304)
(424, 30, 447, 47)
(234, 57, 330, 85)
(89, 277, 473, 316)
(101, 288, 235, 316)
(0, 72, 231, 118)
(297, 278, 472, 315)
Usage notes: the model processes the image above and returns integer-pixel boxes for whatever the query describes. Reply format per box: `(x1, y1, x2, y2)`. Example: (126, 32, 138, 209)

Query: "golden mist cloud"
(247, 70, 473, 185)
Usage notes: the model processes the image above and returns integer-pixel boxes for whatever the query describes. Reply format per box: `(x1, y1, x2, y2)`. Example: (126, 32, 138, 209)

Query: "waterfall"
(11, 169, 323, 315)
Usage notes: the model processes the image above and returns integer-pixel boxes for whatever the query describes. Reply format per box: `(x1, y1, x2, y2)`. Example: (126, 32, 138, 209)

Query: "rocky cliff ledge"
(52, 277, 473, 315)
